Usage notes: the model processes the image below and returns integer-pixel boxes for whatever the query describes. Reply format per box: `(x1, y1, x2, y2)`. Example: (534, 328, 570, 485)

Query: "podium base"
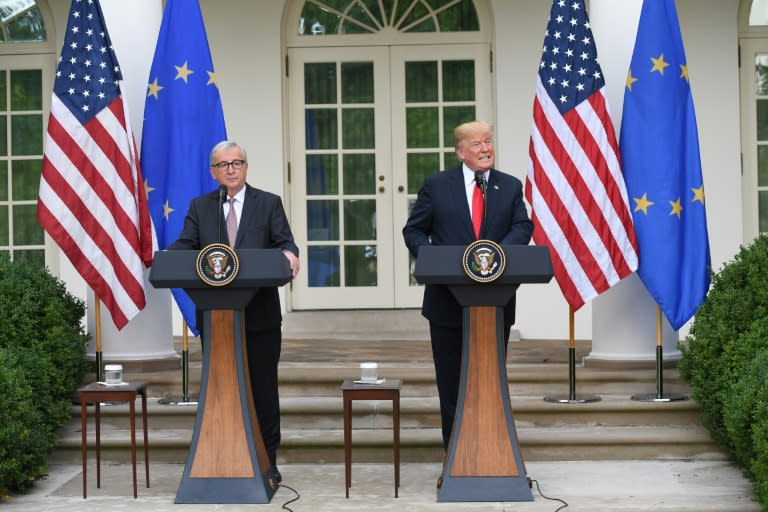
(437, 475, 533, 502)
(175, 474, 277, 504)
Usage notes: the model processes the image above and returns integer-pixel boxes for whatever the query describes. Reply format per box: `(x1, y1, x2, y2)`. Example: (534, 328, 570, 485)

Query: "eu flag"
(620, 0, 711, 330)
(141, 0, 227, 335)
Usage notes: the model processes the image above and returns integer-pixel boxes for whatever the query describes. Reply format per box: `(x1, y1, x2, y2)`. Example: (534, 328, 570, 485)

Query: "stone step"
(52, 423, 725, 465)
(54, 389, 717, 466)
(100, 363, 691, 399)
(64, 394, 704, 432)
(281, 309, 431, 341)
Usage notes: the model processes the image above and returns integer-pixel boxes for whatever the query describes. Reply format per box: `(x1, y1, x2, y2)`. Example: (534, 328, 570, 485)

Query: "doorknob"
(378, 175, 385, 181)
(379, 186, 385, 193)
(398, 185, 404, 192)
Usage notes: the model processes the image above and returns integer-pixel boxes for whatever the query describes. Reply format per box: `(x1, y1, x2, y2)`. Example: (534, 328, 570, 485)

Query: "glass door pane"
(391, 44, 492, 307)
(741, 39, 768, 240)
(0, 64, 46, 267)
(289, 46, 393, 309)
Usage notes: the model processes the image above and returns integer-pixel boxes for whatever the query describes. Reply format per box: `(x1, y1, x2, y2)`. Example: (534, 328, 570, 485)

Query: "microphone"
(474, 171, 487, 238)
(217, 184, 227, 244)
(474, 171, 487, 194)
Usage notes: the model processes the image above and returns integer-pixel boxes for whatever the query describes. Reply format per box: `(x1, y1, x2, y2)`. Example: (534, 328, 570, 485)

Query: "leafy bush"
(679, 234, 768, 451)
(679, 234, 768, 508)
(0, 350, 50, 496)
(723, 347, 768, 508)
(0, 256, 89, 495)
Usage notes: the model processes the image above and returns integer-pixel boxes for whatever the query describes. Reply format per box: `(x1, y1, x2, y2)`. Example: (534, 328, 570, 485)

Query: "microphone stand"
(217, 184, 227, 244)
(475, 171, 487, 238)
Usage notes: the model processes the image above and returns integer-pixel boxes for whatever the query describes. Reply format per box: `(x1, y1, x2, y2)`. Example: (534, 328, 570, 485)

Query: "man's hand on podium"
(283, 250, 300, 278)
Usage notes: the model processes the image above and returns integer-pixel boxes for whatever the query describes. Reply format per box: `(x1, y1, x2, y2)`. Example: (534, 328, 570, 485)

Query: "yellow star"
(163, 200, 174, 220)
(144, 179, 155, 197)
(650, 53, 670, 75)
(669, 197, 683, 218)
(692, 185, 705, 204)
(626, 69, 638, 91)
(206, 70, 218, 86)
(633, 193, 654, 215)
(147, 77, 163, 99)
(680, 64, 689, 82)
(174, 61, 194, 83)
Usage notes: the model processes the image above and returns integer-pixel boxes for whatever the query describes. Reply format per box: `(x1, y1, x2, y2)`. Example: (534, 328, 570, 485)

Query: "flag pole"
(181, 321, 194, 403)
(94, 295, 103, 382)
(544, 306, 601, 404)
(159, 313, 198, 406)
(631, 305, 688, 402)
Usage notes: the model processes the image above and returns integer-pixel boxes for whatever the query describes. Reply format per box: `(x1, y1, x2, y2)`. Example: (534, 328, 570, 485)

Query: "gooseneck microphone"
(475, 171, 487, 238)
(217, 184, 227, 244)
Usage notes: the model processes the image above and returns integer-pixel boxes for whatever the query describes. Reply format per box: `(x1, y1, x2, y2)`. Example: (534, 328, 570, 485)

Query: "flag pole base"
(158, 395, 199, 406)
(630, 392, 688, 402)
(544, 394, 601, 404)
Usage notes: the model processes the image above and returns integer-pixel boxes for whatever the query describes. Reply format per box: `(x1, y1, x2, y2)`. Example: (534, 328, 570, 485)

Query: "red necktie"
(472, 183, 484, 239)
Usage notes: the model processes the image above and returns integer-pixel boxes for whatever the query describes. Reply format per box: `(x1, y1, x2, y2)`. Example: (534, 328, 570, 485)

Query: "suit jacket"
(167, 184, 299, 332)
(403, 165, 533, 327)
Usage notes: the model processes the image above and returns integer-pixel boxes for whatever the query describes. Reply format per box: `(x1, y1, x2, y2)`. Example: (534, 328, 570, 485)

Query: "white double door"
(288, 44, 491, 309)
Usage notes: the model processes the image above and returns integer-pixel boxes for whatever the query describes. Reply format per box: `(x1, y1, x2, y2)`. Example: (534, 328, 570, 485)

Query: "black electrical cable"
(276, 483, 300, 512)
(530, 478, 569, 511)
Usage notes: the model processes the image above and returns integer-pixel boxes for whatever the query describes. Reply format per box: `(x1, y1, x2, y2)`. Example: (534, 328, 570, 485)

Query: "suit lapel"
(448, 166, 474, 236)
(234, 185, 256, 248)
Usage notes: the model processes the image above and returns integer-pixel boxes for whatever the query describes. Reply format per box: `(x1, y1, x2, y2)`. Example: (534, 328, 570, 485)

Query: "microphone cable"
(529, 477, 569, 511)
(276, 482, 300, 512)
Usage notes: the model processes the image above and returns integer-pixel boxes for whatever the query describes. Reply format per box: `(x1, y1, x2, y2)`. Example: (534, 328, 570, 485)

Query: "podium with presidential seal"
(149, 245, 291, 504)
(414, 241, 553, 502)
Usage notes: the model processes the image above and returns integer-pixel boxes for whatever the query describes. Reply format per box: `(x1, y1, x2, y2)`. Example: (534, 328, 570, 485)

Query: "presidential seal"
(463, 240, 506, 283)
(195, 243, 240, 287)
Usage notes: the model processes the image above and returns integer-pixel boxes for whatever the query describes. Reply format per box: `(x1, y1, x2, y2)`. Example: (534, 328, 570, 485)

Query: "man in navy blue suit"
(168, 141, 299, 481)
(403, 121, 533, 449)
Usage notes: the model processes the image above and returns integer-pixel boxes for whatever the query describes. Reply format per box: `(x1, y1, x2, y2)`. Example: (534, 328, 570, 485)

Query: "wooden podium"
(149, 249, 291, 504)
(414, 244, 553, 502)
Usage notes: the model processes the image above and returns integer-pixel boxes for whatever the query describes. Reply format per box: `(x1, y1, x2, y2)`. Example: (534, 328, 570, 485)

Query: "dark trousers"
(245, 327, 282, 467)
(429, 322, 511, 450)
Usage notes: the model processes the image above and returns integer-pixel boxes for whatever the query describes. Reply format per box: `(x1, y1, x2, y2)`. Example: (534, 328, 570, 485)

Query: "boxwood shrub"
(0, 256, 89, 496)
(679, 234, 768, 508)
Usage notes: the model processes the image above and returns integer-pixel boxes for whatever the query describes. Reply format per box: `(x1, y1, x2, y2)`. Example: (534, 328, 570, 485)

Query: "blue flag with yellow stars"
(141, 0, 227, 335)
(620, 0, 710, 330)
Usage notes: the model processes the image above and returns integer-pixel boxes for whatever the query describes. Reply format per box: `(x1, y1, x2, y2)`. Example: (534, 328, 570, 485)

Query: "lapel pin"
(493, 185, 499, 190)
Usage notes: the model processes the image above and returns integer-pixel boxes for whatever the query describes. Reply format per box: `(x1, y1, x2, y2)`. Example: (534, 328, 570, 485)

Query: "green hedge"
(679, 234, 768, 508)
(0, 256, 89, 496)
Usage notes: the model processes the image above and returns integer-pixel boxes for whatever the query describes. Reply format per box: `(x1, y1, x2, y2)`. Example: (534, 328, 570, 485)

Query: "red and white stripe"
(526, 77, 638, 310)
(37, 88, 155, 329)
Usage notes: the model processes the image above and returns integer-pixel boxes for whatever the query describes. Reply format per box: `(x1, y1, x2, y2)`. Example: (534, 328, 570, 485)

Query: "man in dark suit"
(403, 121, 533, 449)
(168, 140, 299, 481)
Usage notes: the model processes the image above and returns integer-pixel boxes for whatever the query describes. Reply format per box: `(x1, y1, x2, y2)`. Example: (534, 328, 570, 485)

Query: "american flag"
(36, 0, 154, 329)
(525, 0, 638, 310)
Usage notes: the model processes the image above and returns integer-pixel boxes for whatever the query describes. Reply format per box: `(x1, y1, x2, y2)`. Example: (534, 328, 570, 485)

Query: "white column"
(83, 0, 177, 364)
(585, 0, 679, 367)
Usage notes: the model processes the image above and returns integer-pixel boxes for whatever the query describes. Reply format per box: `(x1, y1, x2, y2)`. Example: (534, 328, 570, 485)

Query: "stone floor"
(6, 460, 761, 512)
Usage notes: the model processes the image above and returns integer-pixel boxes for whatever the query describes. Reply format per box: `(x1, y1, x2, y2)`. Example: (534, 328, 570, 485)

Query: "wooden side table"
(78, 380, 150, 498)
(341, 379, 401, 498)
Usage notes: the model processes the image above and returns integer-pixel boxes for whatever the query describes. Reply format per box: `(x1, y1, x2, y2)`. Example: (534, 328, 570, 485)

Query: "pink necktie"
(226, 198, 238, 247)
(471, 184, 484, 239)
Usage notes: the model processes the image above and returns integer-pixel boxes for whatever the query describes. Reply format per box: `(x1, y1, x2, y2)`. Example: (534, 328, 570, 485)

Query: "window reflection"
(298, 0, 479, 35)
(751, 0, 768, 26)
